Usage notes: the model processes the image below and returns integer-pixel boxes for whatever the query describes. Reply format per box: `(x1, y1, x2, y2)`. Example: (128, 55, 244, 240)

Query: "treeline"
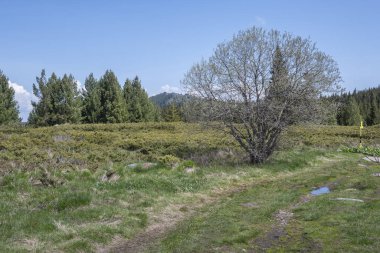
(0, 69, 184, 126)
(335, 86, 380, 126)
(2, 68, 380, 127)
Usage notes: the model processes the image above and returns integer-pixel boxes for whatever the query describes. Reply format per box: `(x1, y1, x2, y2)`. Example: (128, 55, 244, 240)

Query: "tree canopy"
(0, 71, 20, 124)
(162, 103, 182, 122)
(183, 27, 341, 163)
(336, 87, 380, 126)
(28, 70, 81, 126)
(0, 68, 183, 126)
(96, 70, 127, 123)
(82, 73, 100, 123)
(123, 77, 156, 122)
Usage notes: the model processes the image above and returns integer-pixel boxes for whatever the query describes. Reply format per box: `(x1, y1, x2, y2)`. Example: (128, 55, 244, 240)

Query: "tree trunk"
(249, 153, 265, 164)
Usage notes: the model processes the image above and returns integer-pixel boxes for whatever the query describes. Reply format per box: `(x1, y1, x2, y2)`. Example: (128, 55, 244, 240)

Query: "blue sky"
(1, 0, 380, 120)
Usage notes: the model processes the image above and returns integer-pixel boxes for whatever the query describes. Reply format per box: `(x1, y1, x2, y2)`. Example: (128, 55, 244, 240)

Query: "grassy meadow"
(0, 123, 379, 252)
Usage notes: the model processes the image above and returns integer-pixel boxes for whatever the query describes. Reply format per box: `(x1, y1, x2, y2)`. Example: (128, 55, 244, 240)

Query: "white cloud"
(8, 81, 37, 122)
(255, 16, 267, 26)
(160, 84, 182, 94)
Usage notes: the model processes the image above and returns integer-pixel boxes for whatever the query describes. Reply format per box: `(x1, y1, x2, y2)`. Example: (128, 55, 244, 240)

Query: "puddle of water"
(310, 186, 330, 196)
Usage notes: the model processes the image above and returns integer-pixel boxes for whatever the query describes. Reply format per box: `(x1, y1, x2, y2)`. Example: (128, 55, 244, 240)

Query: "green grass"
(0, 123, 379, 252)
(153, 152, 380, 253)
(0, 162, 211, 252)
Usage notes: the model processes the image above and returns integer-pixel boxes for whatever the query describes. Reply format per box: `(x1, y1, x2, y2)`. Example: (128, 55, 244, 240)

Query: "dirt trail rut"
(97, 184, 250, 253)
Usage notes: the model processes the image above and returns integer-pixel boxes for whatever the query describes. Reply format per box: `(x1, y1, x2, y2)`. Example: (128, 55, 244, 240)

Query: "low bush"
(342, 146, 380, 157)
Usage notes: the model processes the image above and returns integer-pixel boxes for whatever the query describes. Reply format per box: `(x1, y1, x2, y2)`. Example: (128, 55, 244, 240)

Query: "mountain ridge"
(149, 92, 190, 107)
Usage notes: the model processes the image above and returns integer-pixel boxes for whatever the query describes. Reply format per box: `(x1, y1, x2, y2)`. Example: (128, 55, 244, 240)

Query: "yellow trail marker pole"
(359, 121, 363, 148)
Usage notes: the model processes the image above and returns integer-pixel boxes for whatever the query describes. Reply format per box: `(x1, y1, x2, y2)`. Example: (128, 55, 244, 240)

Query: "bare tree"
(182, 27, 341, 163)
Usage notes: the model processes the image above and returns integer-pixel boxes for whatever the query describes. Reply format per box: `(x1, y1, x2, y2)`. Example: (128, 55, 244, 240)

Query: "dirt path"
(250, 183, 340, 252)
(99, 178, 315, 253)
(99, 157, 344, 253)
(249, 157, 348, 252)
(97, 183, 251, 253)
(250, 195, 312, 251)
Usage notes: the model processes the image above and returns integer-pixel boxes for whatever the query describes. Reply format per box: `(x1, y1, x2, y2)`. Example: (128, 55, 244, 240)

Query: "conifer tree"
(28, 70, 81, 125)
(266, 45, 296, 124)
(123, 76, 155, 122)
(339, 96, 362, 126)
(152, 104, 162, 122)
(0, 71, 20, 124)
(162, 103, 182, 122)
(97, 70, 127, 123)
(367, 92, 379, 125)
(268, 46, 289, 103)
(82, 73, 100, 123)
(124, 78, 142, 122)
(337, 86, 380, 126)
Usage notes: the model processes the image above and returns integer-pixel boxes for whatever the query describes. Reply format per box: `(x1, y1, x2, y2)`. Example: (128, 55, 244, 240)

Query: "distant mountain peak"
(150, 92, 190, 107)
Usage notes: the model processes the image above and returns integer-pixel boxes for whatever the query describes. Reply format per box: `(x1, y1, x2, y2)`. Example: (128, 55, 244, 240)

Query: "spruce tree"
(28, 70, 48, 125)
(162, 103, 182, 122)
(367, 92, 379, 125)
(336, 94, 346, 125)
(124, 78, 142, 122)
(28, 70, 81, 125)
(268, 46, 289, 102)
(345, 97, 362, 126)
(152, 104, 162, 122)
(97, 70, 127, 123)
(0, 71, 20, 124)
(56, 74, 81, 123)
(82, 73, 101, 123)
(267, 45, 297, 124)
(123, 76, 155, 122)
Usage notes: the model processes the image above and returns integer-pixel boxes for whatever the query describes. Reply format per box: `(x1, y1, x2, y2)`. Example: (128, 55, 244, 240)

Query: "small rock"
(363, 156, 380, 163)
(372, 172, 380, 177)
(172, 163, 180, 169)
(142, 162, 157, 169)
(30, 179, 43, 186)
(184, 167, 198, 173)
(108, 174, 120, 182)
(101, 171, 120, 182)
(332, 198, 364, 203)
(101, 174, 108, 182)
(127, 163, 138, 168)
(241, 202, 259, 208)
(127, 162, 157, 169)
(344, 188, 358, 191)
(38, 172, 56, 187)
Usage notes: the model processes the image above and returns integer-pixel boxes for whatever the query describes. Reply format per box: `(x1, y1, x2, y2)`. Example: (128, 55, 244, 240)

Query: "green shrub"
(157, 155, 181, 166)
(342, 146, 380, 157)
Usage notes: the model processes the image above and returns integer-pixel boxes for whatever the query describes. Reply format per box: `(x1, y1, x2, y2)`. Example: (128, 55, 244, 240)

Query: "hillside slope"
(149, 92, 191, 107)
(0, 123, 379, 252)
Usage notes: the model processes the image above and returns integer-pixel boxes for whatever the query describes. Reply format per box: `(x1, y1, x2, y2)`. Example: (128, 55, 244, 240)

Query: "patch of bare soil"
(250, 194, 314, 252)
(98, 205, 186, 253)
(251, 209, 294, 251)
(13, 238, 42, 252)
